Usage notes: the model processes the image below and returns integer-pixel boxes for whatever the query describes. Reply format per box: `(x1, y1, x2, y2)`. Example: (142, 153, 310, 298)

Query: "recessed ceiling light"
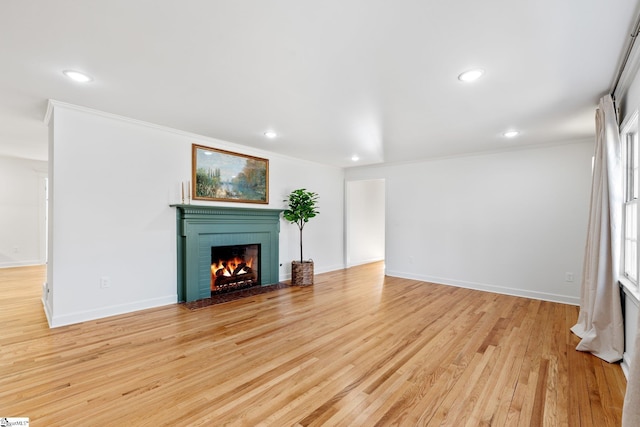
(503, 130, 519, 138)
(351, 155, 360, 162)
(458, 68, 484, 82)
(264, 131, 277, 139)
(62, 70, 93, 83)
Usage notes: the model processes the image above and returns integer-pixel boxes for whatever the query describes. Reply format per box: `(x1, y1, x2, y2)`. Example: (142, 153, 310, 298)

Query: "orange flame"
(211, 256, 254, 277)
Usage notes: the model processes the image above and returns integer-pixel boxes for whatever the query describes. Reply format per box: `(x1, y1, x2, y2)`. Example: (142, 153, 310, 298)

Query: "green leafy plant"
(283, 189, 319, 263)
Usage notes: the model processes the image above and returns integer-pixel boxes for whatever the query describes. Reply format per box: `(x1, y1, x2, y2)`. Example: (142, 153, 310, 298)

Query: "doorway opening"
(345, 179, 385, 268)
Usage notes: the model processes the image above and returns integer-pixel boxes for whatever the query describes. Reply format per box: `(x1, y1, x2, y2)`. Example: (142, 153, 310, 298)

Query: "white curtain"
(571, 94, 624, 363)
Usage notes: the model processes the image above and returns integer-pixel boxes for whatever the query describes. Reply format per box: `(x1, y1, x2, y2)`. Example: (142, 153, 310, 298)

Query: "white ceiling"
(1, 0, 639, 167)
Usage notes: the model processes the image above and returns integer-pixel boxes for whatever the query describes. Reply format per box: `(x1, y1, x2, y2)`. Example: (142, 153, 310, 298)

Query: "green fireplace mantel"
(172, 205, 282, 302)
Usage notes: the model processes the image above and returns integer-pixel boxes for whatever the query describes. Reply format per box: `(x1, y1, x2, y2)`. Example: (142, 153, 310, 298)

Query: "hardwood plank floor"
(0, 263, 626, 426)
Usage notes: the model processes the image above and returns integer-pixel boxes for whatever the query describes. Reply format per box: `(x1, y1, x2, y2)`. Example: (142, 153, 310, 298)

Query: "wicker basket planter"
(291, 260, 314, 286)
(283, 189, 319, 287)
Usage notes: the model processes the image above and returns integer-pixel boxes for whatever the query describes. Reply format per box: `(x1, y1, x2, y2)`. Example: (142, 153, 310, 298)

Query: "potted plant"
(283, 188, 319, 286)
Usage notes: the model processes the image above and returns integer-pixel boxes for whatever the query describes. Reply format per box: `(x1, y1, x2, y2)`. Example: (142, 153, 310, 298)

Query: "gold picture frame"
(192, 144, 269, 204)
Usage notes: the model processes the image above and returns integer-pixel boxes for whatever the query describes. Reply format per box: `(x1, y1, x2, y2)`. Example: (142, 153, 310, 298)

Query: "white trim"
(620, 111, 639, 298)
(622, 354, 631, 379)
(313, 263, 345, 275)
(347, 138, 594, 171)
(42, 281, 53, 327)
(45, 100, 342, 172)
(621, 284, 639, 380)
(47, 295, 177, 328)
(385, 270, 580, 305)
(347, 257, 385, 268)
(0, 260, 45, 268)
(43, 99, 54, 125)
(621, 276, 640, 305)
(620, 109, 639, 133)
(279, 262, 345, 281)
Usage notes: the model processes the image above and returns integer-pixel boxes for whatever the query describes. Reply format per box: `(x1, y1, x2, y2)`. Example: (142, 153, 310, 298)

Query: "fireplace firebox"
(211, 243, 260, 293)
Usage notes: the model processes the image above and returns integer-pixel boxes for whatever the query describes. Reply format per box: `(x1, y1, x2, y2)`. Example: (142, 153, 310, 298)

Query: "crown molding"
(43, 100, 342, 172)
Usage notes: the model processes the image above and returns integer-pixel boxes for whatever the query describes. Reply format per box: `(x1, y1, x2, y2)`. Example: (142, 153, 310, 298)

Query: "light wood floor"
(0, 263, 626, 426)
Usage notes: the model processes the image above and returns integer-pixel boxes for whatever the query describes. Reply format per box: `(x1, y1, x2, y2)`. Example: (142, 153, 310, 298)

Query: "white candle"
(187, 180, 191, 200)
(181, 181, 184, 202)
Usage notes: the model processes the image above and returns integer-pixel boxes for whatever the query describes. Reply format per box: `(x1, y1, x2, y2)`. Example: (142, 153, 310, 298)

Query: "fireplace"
(172, 205, 282, 302)
(211, 243, 260, 293)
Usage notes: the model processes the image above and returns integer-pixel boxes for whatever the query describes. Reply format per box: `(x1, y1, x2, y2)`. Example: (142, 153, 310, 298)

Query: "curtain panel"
(570, 94, 624, 363)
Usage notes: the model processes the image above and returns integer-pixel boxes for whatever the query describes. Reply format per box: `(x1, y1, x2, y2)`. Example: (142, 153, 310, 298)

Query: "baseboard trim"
(42, 296, 53, 327)
(315, 263, 346, 275)
(385, 270, 580, 306)
(621, 353, 631, 379)
(347, 258, 384, 268)
(0, 260, 45, 269)
(47, 295, 178, 328)
(280, 262, 345, 281)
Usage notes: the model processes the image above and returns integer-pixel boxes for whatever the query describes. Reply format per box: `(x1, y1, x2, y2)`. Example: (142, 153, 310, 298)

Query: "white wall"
(346, 141, 594, 304)
(46, 101, 344, 327)
(623, 296, 639, 377)
(0, 155, 47, 268)
(345, 179, 385, 267)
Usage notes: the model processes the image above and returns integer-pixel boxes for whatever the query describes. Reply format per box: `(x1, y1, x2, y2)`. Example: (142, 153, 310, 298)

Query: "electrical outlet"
(565, 272, 574, 283)
(12, 247, 18, 253)
(100, 276, 111, 288)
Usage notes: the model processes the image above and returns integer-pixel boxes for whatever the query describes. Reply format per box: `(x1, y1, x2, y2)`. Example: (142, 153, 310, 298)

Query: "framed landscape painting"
(192, 144, 269, 204)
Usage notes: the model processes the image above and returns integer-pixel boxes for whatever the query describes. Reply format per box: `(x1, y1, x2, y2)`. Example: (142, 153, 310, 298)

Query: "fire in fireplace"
(210, 244, 260, 294)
